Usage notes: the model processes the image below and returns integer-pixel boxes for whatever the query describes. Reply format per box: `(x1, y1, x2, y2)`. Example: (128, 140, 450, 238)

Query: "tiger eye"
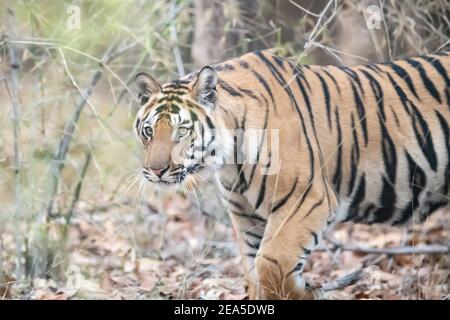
(178, 127, 188, 136)
(175, 127, 189, 141)
(143, 126, 153, 138)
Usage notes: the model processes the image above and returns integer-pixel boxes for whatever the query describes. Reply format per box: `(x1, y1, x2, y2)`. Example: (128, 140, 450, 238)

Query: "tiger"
(133, 49, 450, 299)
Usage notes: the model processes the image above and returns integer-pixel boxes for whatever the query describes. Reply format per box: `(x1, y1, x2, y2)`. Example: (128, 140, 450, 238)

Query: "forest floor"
(2, 193, 449, 300)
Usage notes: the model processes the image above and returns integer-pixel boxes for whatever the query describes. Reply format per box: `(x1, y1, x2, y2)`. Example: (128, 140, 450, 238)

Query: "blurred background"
(0, 0, 449, 299)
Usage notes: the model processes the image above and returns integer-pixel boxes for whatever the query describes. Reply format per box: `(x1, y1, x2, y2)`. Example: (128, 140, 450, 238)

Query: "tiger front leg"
(254, 192, 335, 300)
(228, 210, 266, 299)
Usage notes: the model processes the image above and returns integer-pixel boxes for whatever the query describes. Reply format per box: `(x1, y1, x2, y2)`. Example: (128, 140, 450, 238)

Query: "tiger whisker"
(121, 170, 144, 197)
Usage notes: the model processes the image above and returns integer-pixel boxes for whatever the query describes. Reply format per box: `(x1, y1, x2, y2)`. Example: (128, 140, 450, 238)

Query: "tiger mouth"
(155, 180, 175, 186)
(142, 164, 201, 186)
(142, 169, 190, 186)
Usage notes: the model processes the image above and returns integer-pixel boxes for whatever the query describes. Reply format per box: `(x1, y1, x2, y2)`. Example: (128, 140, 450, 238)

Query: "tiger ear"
(192, 66, 217, 109)
(135, 72, 161, 105)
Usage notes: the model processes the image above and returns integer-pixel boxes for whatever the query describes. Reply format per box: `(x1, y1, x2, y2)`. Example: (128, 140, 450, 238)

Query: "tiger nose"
(149, 165, 169, 178)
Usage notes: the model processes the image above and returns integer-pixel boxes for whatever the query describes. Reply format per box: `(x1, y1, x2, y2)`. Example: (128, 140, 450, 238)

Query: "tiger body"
(134, 50, 450, 299)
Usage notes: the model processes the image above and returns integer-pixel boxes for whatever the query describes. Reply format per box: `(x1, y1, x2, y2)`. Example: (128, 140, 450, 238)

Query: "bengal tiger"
(133, 50, 450, 299)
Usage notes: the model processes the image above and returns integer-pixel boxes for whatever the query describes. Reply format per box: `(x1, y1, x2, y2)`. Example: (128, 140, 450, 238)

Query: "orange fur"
(134, 50, 450, 299)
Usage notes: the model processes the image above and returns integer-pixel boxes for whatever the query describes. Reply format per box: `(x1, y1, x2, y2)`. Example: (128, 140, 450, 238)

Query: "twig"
(46, 42, 121, 216)
(319, 238, 450, 255)
(3, 39, 136, 99)
(169, 1, 185, 77)
(57, 48, 99, 118)
(332, 244, 450, 255)
(4, 7, 24, 280)
(65, 151, 92, 229)
(303, 0, 338, 52)
(379, 0, 392, 61)
(309, 41, 369, 62)
(320, 269, 363, 292)
(289, 0, 321, 17)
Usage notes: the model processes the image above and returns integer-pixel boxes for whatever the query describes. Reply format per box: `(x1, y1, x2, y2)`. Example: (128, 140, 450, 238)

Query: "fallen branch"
(331, 244, 450, 255)
(65, 151, 92, 228)
(4, 6, 25, 280)
(320, 269, 363, 292)
(318, 238, 450, 255)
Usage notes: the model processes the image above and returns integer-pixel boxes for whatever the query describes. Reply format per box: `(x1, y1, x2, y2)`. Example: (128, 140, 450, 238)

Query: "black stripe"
(332, 108, 343, 194)
(410, 102, 438, 171)
(189, 110, 198, 122)
(372, 177, 396, 223)
(303, 196, 324, 219)
(272, 177, 298, 213)
(436, 111, 449, 194)
(245, 95, 269, 191)
(446, 88, 450, 110)
(341, 66, 365, 95)
(249, 67, 276, 107)
(218, 105, 239, 128)
(245, 230, 263, 239)
(235, 163, 248, 195)
(218, 79, 243, 97)
(350, 82, 368, 145)
(215, 63, 235, 72)
(406, 58, 442, 103)
(388, 62, 420, 101)
(231, 210, 266, 223)
(271, 54, 286, 71)
(255, 158, 271, 210)
(240, 106, 248, 130)
(311, 231, 319, 245)
(387, 73, 412, 115)
(322, 69, 341, 96)
(346, 174, 366, 221)
(389, 104, 401, 127)
(205, 115, 215, 129)
(287, 263, 303, 276)
(366, 63, 384, 75)
(355, 203, 376, 223)
(393, 151, 426, 225)
(239, 61, 249, 69)
(347, 115, 359, 196)
(135, 118, 141, 131)
(289, 62, 312, 91)
(292, 180, 313, 220)
(163, 83, 190, 90)
(238, 87, 262, 103)
(315, 71, 332, 129)
(244, 238, 260, 250)
(360, 69, 386, 121)
(301, 246, 311, 255)
(158, 95, 183, 103)
(262, 255, 281, 269)
(418, 55, 450, 87)
(351, 114, 361, 162)
(226, 198, 244, 211)
(380, 117, 397, 183)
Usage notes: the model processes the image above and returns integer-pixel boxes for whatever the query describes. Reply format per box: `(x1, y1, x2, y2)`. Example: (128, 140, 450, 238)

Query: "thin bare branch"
(321, 269, 363, 292)
(318, 239, 450, 255)
(4, 6, 24, 280)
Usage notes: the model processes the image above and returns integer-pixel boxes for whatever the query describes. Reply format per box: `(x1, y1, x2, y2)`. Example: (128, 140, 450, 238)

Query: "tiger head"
(133, 66, 230, 186)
